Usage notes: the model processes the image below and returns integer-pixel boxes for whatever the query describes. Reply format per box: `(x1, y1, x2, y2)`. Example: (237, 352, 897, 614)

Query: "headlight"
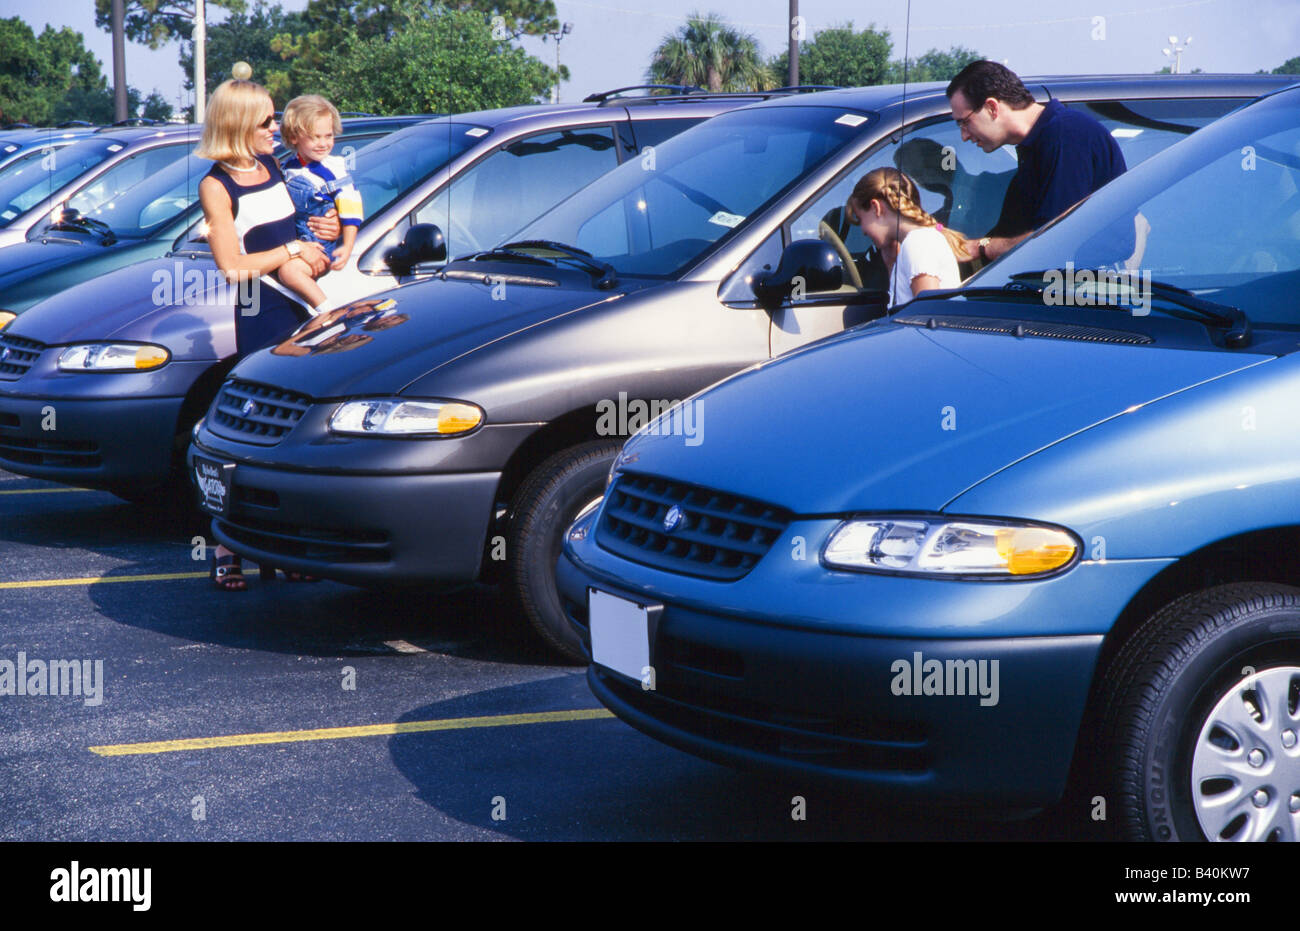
(327, 398, 483, 436)
(822, 516, 1079, 578)
(0, 311, 15, 331)
(57, 343, 169, 372)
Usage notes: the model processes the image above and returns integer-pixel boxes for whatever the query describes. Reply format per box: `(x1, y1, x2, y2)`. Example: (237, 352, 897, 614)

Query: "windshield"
(510, 106, 870, 278)
(973, 90, 1300, 326)
(39, 153, 210, 239)
(0, 137, 125, 226)
(349, 120, 485, 219)
(0, 146, 48, 182)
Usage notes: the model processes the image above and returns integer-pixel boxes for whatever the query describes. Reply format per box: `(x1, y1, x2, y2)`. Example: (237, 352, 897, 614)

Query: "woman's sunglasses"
(258, 114, 276, 130)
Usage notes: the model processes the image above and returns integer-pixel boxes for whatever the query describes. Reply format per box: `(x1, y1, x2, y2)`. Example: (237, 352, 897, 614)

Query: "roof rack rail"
(339, 111, 377, 118)
(2, 122, 34, 130)
(109, 118, 161, 127)
(55, 120, 95, 128)
(584, 84, 705, 103)
(770, 85, 841, 93)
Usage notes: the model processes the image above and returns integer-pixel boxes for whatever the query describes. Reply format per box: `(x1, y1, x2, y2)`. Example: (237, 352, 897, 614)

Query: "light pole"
(194, 0, 206, 123)
(546, 22, 572, 104)
(1162, 35, 1192, 74)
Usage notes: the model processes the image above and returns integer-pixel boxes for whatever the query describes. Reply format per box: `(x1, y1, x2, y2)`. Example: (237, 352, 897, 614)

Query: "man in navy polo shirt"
(946, 60, 1126, 263)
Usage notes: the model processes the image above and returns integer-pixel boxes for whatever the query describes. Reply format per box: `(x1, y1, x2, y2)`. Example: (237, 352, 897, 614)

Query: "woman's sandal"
(211, 553, 248, 592)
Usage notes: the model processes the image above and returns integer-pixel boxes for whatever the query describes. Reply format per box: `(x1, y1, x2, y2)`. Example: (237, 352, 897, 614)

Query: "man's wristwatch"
(284, 240, 302, 259)
(978, 237, 991, 262)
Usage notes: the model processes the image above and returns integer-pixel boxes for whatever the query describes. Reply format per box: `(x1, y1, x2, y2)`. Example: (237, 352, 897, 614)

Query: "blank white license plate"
(589, 588, 654, 681)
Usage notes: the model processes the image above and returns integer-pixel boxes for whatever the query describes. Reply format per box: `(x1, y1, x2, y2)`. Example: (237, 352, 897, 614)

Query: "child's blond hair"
(195, 79, 272, 164)
(848, 167, 970, 262)
(280, 94, 342, 146)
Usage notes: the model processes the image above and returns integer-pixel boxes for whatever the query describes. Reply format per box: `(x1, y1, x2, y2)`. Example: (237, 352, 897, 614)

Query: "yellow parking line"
(0, 486, 95, 495)
(90, 708, 615, 756)
(0, 571, 208, 590)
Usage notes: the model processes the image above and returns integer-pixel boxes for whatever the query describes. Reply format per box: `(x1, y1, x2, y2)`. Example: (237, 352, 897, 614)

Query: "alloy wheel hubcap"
(1191, 665, 1300, 841)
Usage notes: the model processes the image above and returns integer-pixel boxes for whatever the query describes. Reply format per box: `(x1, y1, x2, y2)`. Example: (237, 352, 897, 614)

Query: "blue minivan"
(558, 84, 1300, 842)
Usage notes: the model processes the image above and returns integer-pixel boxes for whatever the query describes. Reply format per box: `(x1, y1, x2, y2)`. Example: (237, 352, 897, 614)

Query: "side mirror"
(752, 239, 843, 308)
(384, 223, 447, 273)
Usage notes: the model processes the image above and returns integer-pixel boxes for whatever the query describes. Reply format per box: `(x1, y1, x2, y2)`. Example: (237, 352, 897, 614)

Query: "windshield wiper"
(488, 240, 618, 290)
(1007, 271, 1252, 348)
(47, 211, 116, 245)
(905, 281, 1050, 303)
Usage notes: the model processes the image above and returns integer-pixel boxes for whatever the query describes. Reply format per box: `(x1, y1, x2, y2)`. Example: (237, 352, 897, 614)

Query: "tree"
(140, 90, 175, 121)
(770, 23, 892, 88)
(269, 0, 558, 101)
(647, 12, 775, 92)
(0, 18, 54, 124)
(0, 19, 110, 124)
(51, 86, 145, 124)
(886, 46, 983, 84)
(299, 3, 556, 113)
(179, 0, 308, 104)
(94, 0, 247, 50)
(1270, 56, 1300, 74)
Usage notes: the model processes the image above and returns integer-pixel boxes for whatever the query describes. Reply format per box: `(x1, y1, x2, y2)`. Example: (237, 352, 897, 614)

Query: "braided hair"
(846, 167, 969, 262)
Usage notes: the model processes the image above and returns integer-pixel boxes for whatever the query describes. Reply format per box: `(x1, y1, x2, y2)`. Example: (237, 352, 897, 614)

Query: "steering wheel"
(818, 220, 863, 289)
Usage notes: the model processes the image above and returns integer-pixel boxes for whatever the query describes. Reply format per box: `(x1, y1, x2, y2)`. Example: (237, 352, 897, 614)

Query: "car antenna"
(892, 0, 913, 299)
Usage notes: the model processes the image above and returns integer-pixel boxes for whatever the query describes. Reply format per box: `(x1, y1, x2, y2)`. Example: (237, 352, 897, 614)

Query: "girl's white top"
(889, 225, 961, 308)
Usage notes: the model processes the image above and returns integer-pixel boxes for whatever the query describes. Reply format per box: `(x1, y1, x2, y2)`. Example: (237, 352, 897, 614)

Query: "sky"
(2, 0, 1297, 110)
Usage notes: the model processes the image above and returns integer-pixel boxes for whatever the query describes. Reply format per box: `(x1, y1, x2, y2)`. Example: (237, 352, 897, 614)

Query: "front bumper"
(0, 394, 182, 487)
(188, 430, 514, 586)
(0, 360, 216, 488)
(559, 517, 1171, 809)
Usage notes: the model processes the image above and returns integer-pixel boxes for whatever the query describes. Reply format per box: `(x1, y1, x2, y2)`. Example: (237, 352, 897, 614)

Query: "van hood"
(0, 238, 98, 285)
(616, 318, 1268, 515)
(0, 237, 164, 313)
(5, 254, 237, 358)
(228, 270, 633, 399)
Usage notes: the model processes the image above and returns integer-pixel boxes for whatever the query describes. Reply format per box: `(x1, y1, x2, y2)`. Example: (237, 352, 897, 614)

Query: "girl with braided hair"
(847, 167, 968, 308)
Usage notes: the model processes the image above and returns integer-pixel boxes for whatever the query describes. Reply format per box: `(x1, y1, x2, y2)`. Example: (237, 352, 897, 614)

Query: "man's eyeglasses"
(258, 115, 276, 130)
(953, 110, 976, 131)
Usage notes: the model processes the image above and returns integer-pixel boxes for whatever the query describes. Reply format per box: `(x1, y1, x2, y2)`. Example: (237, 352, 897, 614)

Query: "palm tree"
(647, 12, 776, 92)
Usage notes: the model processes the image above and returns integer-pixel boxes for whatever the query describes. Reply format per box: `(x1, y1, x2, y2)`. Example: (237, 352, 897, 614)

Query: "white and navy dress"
(205, 154, 309, 355)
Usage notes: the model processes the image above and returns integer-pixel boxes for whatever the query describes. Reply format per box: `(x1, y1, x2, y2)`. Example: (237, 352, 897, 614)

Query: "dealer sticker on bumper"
(193, 456, 234, 517)
(589, 588, 658, 681)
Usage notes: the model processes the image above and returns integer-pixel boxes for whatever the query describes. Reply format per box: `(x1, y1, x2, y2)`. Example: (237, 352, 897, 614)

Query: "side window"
(66, 145, 190, 217)
(630, 118, 705, 151)
(414, 125, 618, 258)
(1080, 97, 1245, 170)
(787, 118, 1016, 294)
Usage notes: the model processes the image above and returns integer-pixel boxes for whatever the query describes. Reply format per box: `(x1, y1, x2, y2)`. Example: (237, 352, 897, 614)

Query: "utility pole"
(194, 0, 207, 123)
(111, 0, 127, 122)
(788, 0, 799, 87)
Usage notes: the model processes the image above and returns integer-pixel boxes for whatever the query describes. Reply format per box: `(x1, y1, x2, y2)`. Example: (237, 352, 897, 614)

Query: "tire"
(506, 440, 621, 663)
(1097, 582, 1300, 841)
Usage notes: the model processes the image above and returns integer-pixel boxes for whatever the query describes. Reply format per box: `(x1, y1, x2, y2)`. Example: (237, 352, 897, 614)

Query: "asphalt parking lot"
(0, 466, 1082, 841)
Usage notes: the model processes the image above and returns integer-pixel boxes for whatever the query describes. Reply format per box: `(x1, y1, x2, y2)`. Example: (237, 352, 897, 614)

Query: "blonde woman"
(847, 167, 969, 308)
(196, 79, 337, 590)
